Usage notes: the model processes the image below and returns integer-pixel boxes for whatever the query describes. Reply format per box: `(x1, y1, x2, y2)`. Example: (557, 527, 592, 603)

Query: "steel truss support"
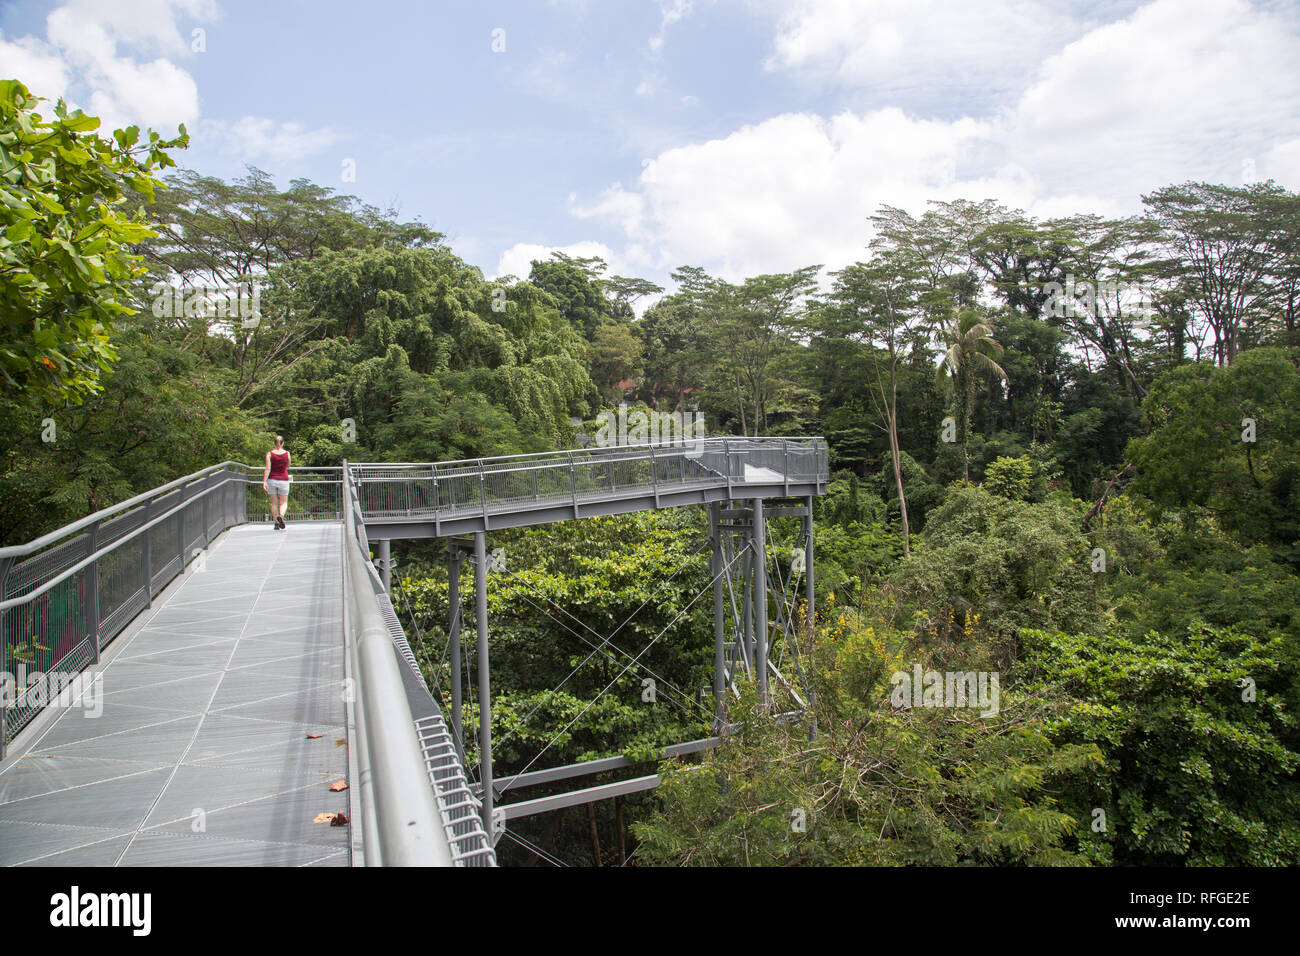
(425, 496, 816, 827)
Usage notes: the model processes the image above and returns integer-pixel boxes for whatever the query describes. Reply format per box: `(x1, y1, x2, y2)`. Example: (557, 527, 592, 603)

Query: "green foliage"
(7, 136, 1300, 869)
(889, 486, 1104, 662)
(984, 455, 1034, 500)
(1022, 624, 1300, 865)
(1128, 348, 1300, 565)
(1, 80, 186, 406)
(634, 615, 1099, 866)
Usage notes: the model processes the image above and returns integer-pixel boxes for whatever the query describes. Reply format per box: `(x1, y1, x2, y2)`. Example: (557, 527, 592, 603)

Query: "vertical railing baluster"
(649, 443, 658, 507)
(142, 499, 153, 608)
(568, 452, 578, 517)
(175, 483, 185, 572)
(201, 472, 211, 548)
(86, 521, 100, 664)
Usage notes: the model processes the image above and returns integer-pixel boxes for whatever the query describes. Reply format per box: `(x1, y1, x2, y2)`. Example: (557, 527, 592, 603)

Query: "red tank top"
(268, 450, 289, 480)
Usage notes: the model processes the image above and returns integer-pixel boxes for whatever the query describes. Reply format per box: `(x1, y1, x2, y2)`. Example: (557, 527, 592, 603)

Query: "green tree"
(935, 308, 1008, 486)
(1127, 347, 1300, 565)
(984, 455, 1034, 500)
(1, 80, 187, 407)
(1023, 624, 1300, 865)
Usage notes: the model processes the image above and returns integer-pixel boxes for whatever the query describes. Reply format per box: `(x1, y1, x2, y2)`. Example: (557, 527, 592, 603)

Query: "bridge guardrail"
(342, 459, 493, 866)
(0, 461, 251, 755)
(350, 436, 828, 520)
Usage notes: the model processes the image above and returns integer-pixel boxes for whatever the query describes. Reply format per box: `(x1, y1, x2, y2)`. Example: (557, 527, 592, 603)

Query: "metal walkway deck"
(0, 522, 349, 866)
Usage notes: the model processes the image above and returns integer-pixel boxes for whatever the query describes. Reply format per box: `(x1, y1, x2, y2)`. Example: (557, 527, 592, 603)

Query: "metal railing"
(341, 460, 495, 866)
(350, 436, 828, 521)
(0, 463, 349, 754)
(0, 461, 252, 755)
(242, 467, 342, 523)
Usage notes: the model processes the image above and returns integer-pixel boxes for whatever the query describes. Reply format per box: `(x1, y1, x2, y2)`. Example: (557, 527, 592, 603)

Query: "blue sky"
(3, 0, 1300, 298)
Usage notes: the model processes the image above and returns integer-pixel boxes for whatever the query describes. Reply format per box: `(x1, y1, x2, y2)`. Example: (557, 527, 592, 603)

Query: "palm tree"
(935, 309, 1008, 486)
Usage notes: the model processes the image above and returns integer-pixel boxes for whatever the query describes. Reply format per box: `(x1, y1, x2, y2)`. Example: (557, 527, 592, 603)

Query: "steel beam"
(498, 774, 663, 820)
(490, 735, 725, 793)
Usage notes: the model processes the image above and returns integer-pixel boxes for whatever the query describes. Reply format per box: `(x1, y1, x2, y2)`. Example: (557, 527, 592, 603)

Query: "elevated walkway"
(0, 436, 828, 866)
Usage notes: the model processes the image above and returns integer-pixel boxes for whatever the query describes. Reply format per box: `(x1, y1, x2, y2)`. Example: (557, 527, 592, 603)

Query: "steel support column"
(804, 495, 815, 634)
(474, 530, 493, 837)
(709, 502, 725, 724)
(804, 495, 817, 741)
(377, 539, 391, 593)
(448, 546, 464, 758)
(741, 546, 752, 670)
(752, 498, 768, 706)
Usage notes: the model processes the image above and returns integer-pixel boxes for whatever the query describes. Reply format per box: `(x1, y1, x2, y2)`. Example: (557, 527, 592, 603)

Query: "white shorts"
(266, 479, 290, 496)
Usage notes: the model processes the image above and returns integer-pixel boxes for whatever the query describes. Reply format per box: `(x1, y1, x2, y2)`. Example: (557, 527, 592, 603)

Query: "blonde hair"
(274, 435, 284, 448)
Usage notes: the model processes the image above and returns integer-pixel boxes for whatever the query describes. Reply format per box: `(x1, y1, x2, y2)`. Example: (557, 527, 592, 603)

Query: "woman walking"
(263, 435, 291, 529)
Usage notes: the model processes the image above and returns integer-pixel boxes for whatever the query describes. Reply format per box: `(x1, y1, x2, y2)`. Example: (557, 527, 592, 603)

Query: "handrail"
(353, 435, 827, 471)
(0, 461, 246, 559)
(0, 474, 235, 611)
(340, 459, 453, 867)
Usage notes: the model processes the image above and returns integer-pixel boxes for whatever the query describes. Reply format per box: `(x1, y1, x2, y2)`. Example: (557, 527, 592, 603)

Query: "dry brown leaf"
(305, 733, 323, 739)
(313, 812, 336, 824)
(331, 811, 350, 827)
(329, 779, 348, 792)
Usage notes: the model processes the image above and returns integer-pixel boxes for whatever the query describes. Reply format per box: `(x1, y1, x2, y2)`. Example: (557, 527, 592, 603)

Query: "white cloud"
(196, 116, 345, 165)
(575, 108, 1010, 280)
(1007, 0, 1300, 198)
(0, 35, 70, 102)
(1260, 138, 1300, 185)
(493, 240, 625, 282)
(649, 0, 694, 55)
(42, 1, 208, 131)
(574, 0, 1300, 282)
(55, 0, 217, 57)
(635, 73, 662, 98)
(3, 0, 336, 167)
(758, 0, 1094, 106)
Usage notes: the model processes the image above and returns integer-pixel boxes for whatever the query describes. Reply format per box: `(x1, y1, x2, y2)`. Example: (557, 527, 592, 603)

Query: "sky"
(3, 0, 1300, 299)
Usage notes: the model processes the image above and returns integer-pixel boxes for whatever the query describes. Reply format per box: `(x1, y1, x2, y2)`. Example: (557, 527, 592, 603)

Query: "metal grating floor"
(0, 521, 351, 867)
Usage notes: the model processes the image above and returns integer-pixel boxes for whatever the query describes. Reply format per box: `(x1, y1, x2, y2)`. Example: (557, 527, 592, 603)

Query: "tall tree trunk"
(962, 369, 974, 487)
(887, 400, 910, 556)
(588, 803, 602, 867)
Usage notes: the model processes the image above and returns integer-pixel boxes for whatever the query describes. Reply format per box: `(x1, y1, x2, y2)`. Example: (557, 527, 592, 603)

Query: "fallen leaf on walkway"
(331, 811, 349, 827)
(305, 733, 323, 739)
(334, 738, 346, 747)
(313, 812, 337, 823)
(329, 779, 348, 791)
